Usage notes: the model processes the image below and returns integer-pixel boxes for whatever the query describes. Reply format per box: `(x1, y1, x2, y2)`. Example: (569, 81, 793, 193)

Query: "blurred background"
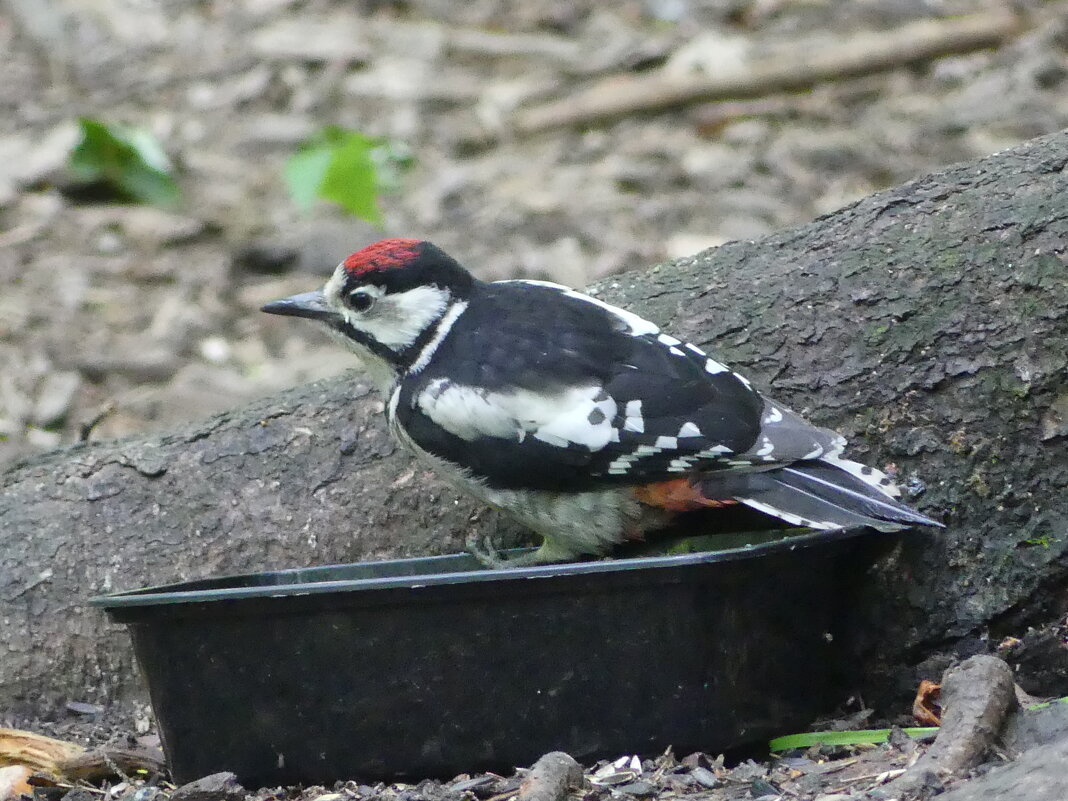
(1, 0, 1066, 469)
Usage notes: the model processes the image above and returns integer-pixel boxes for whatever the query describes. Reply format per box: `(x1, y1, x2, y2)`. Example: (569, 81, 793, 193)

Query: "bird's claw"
(465, 531, 510, 569)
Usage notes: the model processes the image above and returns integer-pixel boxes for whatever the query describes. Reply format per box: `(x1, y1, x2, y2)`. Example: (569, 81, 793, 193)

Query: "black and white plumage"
(262, 239, 941, 567)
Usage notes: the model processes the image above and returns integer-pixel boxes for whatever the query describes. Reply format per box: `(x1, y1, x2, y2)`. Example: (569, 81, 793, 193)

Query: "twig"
(513, 9, 1020, 133)
(79, 401, 116, 442)
(518, 752, 584, 801)
(828, 767, 906, 790)
(57, 746, 167, 783)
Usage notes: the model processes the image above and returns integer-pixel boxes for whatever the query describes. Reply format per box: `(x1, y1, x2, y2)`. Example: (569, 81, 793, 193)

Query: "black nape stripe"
(394, 309, 451, 372)
(330, 318, 398, 364)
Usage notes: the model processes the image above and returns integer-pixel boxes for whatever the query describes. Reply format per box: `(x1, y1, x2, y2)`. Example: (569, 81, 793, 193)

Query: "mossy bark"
(2, 131, 1066, 712)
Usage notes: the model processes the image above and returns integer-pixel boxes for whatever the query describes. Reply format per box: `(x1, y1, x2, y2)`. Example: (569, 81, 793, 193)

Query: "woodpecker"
(262, 238, 941, 567)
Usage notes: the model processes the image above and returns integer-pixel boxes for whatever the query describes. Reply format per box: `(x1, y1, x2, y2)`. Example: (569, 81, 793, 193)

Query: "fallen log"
(2, 129, 1067, 713)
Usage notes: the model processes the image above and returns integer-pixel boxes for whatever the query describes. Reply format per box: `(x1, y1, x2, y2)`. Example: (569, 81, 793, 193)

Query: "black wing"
(392, 281, 840, 491)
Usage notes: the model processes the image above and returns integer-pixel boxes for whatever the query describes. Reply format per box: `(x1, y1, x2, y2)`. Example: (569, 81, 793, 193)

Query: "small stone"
(199, 337, 232, 364)
(689, 766, 719, 788)
(65, 700, 104, 715)
(119, 207, 204, 248)
(615, 781, 656, 796)
(750, 777, 779, 797)
(590, 769, 637, 786)
(95, 230, 125, 254)
(169, 772, 245, 801)
(447, 775, 496, 794)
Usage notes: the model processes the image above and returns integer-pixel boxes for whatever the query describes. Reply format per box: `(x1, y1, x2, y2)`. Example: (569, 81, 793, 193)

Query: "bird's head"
(262, 238, 474, 383)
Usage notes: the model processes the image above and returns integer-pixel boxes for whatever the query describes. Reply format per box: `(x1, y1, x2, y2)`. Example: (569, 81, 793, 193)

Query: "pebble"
(199, 337, 232, 365)
(615, 780, 657, 796)
(168, 773, 245, 801)
(690, 766, 720, 788)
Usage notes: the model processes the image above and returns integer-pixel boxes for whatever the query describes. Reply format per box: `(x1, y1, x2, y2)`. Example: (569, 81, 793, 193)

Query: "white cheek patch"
(418, 382, 619, 451)
(323, 264, 453, 351)
(351, 285, 450, 350)
(323, 266, 347, 303)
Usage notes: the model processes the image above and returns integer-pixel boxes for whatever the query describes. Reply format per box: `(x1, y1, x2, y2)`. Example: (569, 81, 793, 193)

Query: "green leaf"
(770, 696, 1068, 753)
(284, 146, 333, 212)
(284, 127, 413, 225)
(319, 133, 382, 225)
(768, 728, 939, 751)
(68, 118, 180, 208)
(1026, 695, 1068, 711)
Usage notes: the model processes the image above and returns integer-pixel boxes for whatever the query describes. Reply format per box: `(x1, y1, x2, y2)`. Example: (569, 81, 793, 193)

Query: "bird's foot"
(465, 531, 582, 569)
(465, 531, 514, 569)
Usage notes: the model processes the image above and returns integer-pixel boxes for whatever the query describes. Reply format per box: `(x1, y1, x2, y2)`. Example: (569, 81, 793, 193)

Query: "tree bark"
(2, 130, 1067, 712)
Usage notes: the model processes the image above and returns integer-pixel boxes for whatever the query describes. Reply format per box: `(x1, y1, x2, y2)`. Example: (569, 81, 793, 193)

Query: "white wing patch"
(678, 421, 702, 437)
(418, 380, 619, 451)
(821, 451, 902, 498)
(624, 399, 645, 432)
(705, 359, 728, 374)
(737, 498, 837, 530)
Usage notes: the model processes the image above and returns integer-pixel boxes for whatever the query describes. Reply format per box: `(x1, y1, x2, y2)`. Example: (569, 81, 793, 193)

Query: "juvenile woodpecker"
(263, 239, 940, 567)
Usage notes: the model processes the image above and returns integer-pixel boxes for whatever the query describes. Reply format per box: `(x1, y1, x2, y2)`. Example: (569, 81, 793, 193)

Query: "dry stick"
(518, 752, 584, 801)
(56, 747, 167, 783)
(881, 655, 1016, 797)
(514, 9, 1021, 133)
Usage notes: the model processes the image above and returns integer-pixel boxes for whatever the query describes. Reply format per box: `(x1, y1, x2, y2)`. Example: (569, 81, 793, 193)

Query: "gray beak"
(261, 290, 338, 323)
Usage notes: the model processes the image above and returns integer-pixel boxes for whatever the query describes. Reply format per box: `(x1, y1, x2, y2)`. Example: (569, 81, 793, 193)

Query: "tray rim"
(89, 526, 876, 609)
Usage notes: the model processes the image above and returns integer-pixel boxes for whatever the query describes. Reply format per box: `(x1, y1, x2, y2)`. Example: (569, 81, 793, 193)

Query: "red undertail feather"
(632, 479, 739, 513)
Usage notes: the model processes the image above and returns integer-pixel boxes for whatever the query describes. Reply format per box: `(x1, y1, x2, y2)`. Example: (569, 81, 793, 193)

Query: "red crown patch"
(343, 239, 423, 275)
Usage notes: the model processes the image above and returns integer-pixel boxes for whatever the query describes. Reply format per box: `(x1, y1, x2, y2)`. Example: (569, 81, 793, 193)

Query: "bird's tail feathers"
(699, 458, 941, 531)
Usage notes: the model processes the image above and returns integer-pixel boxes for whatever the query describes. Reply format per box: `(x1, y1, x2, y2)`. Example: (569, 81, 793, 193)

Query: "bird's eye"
(348, 290, 376, 312)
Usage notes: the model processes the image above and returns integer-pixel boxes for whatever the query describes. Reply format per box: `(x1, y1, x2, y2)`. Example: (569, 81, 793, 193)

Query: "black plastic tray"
(93, 528, 873, 787)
